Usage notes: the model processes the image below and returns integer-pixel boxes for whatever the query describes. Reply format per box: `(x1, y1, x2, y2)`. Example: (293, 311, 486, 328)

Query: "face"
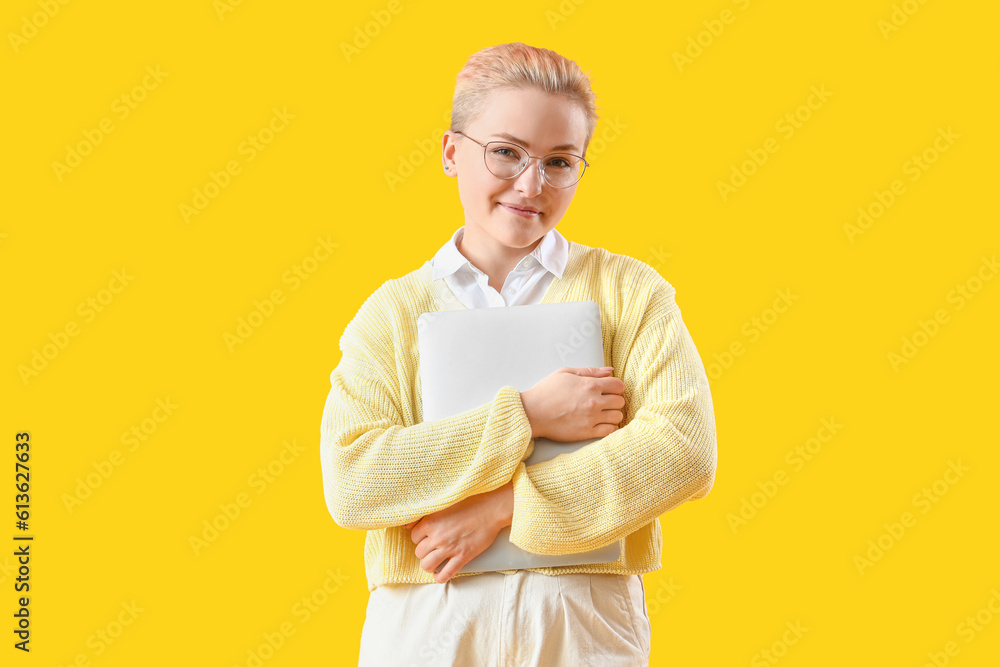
(443, 87, 588, 255)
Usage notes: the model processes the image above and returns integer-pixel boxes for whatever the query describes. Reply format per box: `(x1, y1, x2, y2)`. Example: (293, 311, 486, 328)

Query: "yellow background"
(3, 0, 998, 665)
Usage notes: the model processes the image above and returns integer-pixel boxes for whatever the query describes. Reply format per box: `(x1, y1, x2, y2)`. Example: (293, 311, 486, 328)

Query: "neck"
(457, 226, 546, 292)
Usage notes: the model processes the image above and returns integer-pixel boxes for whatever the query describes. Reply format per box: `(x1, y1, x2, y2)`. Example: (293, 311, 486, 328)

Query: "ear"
(442, 130, 460, 174)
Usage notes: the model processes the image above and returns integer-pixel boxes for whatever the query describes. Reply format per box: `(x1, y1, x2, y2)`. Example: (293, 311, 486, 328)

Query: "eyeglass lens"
(484, 142, 584, 188)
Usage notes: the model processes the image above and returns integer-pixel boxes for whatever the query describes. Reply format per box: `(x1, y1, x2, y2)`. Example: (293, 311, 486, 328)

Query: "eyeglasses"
(453, 131, 589, 189)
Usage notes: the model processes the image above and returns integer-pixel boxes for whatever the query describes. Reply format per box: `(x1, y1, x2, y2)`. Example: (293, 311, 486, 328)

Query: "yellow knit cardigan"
(320, 239, 718, 591)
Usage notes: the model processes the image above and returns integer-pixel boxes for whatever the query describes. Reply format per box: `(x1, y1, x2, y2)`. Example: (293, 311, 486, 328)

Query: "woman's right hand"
(519, 367, 626, 441)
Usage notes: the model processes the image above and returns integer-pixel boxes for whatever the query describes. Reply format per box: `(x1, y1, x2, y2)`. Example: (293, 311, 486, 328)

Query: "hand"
(520, 367, 626, 441)
(404, 482, 513, 583)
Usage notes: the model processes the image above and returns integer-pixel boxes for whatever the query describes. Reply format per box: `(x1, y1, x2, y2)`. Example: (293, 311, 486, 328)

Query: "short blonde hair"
(450, 42, 599, 156)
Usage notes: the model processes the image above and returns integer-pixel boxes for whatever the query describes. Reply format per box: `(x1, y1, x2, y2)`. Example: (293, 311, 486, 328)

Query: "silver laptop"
(416, 300, 621, 574)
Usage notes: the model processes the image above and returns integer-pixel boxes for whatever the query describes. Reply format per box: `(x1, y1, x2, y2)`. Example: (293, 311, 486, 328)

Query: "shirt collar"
(431, 225, 569, 281)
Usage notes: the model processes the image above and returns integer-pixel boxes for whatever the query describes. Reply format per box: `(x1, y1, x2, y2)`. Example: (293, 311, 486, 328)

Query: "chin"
(495, 222, 542, 245)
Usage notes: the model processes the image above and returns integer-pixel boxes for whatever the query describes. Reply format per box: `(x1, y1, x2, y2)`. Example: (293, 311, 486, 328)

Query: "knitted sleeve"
(320, 300, 534, 531)
(507, 288, 718, 555)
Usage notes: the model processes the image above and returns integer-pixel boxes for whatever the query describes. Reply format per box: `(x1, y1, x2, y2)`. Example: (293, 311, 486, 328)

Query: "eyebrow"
(489, 132, 580, 154)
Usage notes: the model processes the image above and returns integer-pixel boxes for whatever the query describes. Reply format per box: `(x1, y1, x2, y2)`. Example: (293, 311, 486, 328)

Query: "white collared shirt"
(430, 226, 570, 309)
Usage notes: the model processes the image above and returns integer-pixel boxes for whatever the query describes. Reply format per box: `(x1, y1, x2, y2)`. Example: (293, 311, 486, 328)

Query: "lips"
(499, 203, 541, 214)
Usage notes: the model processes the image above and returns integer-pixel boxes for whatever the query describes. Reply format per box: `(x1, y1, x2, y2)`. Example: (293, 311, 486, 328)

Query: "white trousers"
(358, 571, 651, 666)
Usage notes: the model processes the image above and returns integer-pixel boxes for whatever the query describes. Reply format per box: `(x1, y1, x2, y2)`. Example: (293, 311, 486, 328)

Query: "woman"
(320, 42, 718, 666)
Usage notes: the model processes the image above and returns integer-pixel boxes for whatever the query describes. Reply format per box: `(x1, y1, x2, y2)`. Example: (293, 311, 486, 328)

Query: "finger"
(599, 393, 626, 410)
(565, 366, 611, 376)
(434, 555, 465, 584)
(414, 541, 432, 561)
(414, 537, 432, 559)
(593, 422, 619, 437)
(597, 376, 626, 393)
(422, 549, 451, 577)
(597, 409, 624, 425)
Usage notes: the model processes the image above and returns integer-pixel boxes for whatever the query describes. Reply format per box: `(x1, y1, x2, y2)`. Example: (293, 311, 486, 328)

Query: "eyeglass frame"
(451, 130, 590, 189)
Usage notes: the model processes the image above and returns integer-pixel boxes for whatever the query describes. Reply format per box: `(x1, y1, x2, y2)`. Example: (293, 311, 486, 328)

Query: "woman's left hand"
(405, 482, 513, 583)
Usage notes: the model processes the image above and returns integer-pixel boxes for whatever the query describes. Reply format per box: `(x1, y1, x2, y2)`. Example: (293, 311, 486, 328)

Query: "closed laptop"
(416, 300, 622, 573)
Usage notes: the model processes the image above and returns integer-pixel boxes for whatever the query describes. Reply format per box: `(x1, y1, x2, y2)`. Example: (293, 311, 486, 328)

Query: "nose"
(513, 157, 544, 196)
